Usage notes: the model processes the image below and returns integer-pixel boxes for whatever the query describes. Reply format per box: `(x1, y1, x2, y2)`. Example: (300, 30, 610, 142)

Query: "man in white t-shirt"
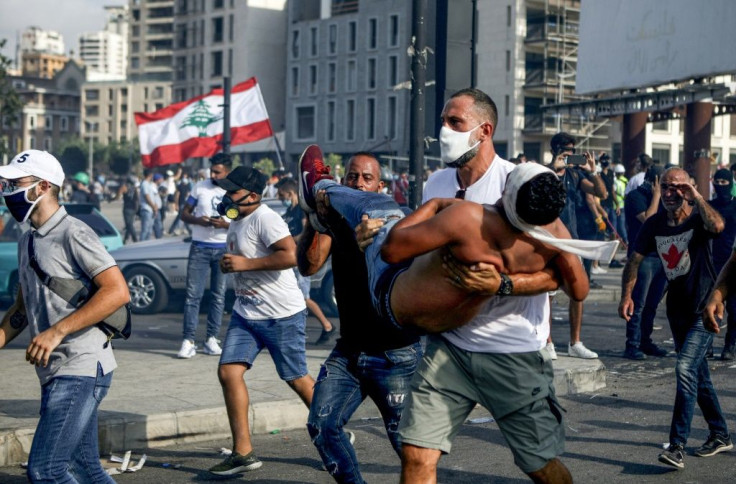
(355, 89, 573, 483)
(177, 153, 232, 359)
(207, 166, 314, 476)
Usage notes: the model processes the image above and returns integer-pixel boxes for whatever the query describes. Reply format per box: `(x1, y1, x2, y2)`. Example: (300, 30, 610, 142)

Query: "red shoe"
(298, 145, 333, 212)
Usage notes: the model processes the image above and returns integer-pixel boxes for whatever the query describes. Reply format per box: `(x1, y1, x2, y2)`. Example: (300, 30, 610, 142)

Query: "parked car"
(110, 198, 337, 315)
(0, 203, 123, 301)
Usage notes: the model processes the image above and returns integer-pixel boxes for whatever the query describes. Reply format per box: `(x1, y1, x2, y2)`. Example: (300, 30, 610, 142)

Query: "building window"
(131, 57, 139, 69)
(85, 89, 100, 100)
(328, 62, 337, 93)
(213, 17, 224, 43)
(30, 137, 36, 149)
(347, 59, 356, 91)
(309, 65, 318, 95)
(214, 0, 224, 8)
(327, 101, 336, 141)
(388, 55, 398, 87)
(85, 106, 99, 117)
(368, 18, 378, 50)
(291, 66, 299, 96)
(228, 48, 233, 76)
(506, 50, 511, 72)
(229, 14, 234, 42)
(296, 106, 315, 140)
(389, 14, 399, 47)
(652, 145, 671, 165)
(292, 30, 300, 58)
(44, 115, 53, 131)
(310, 26, 318, 57)
(211, 51, 223, 77)
(44, 138, 52, 151)
(132, 40, 140, 53)
(367, 58, 376, 89)
(348, 21, 357, 52)
(652, 120, 669, 132)
(507, 5, 512, 27)
(388, 96, 397, 139)
(366, 97, 376, 140)
(505, 95, 509, 116)
(346, 99, 355, 141)
(60, 116, 68, 131)
(328, 24, 337, 54)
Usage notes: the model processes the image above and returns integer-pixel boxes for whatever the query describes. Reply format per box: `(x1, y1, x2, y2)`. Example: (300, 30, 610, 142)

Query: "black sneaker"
(641, 344, 668, 357)
(721, 346, 735, 361)
(315, 328, 336, 345)
(609, 260, 624, 268)
(209, 452, 263, 475)
(590, 281, 604, 290)
(623, 347, 647, 360)
(694, 434, 733, 457)
(658, 444, 685, 469)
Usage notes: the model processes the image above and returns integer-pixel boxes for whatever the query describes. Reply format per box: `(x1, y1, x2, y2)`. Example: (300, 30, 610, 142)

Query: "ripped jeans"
(307, 342, 422, 484)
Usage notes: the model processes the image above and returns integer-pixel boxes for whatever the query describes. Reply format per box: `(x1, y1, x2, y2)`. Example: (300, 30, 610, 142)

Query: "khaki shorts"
(398, 335, 565, 474)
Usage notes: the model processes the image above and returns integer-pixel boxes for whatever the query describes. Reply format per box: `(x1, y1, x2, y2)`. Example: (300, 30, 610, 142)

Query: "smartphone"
(566, 154, 587, 165)
(210, 215, 221, 219)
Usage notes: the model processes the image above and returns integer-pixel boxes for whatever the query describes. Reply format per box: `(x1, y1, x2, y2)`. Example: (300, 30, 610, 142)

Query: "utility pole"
(408, 0, 428, 210)
(221, 76, 231, 155)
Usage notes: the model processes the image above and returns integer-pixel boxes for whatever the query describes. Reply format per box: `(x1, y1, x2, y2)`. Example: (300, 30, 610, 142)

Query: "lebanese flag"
(134, 77, 273, 167)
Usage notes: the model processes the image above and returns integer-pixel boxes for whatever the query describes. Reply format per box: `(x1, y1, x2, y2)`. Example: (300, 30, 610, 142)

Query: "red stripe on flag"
(134, 77, 259, 126)
(141, 119, 273, 167)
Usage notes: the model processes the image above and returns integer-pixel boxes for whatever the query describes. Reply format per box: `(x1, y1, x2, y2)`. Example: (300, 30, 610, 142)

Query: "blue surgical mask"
(281, 198, 293, 208)
(2, 181, 43, 223)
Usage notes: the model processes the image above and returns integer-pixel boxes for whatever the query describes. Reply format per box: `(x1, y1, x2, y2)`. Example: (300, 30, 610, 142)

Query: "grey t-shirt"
(18, 206, 118, 385)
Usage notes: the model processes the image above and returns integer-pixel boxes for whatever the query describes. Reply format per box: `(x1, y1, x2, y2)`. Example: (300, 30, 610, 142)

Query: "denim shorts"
(294, 268, 311, 299)
(219, 310, 308, 381)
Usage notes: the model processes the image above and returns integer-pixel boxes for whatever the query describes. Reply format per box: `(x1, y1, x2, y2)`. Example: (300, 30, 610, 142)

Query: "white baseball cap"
(0, 150, 66, 187)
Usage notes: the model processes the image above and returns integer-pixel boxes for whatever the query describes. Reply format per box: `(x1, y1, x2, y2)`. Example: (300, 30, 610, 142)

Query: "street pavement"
(1, 200, 735, 481)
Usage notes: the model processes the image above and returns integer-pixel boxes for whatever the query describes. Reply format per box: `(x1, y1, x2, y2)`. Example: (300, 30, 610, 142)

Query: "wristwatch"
(496, 273, 513, 296)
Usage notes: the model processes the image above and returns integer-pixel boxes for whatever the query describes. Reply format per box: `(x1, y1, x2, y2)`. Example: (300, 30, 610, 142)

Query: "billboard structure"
(577, 0, 736, 95)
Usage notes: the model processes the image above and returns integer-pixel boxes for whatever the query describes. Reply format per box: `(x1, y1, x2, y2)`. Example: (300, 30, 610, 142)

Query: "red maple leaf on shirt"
(661, 244, 684, 269)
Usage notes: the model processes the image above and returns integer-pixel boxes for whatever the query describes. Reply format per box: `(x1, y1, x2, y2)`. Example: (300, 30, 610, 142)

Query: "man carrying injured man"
(298, 144, 617, 333)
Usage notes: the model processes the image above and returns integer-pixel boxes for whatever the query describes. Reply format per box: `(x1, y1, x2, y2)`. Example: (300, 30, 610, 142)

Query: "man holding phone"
(546, 132, 608, 359)
(178, 152, 232, 359)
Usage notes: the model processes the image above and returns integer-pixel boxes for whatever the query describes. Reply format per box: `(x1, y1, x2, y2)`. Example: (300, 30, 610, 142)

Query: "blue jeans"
(139, 209, 161, 240)
(668, 317, 729, 446)
(314, 179, 405, 309)
(27, 364, 114, 484)
(626, 255, 667, 350)
(307, 342, 423, 483)
(182, 243, 227, 342)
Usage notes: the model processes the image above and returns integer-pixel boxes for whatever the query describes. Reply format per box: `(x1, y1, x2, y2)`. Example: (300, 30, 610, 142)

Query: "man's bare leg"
(568, 300, 583, 344)
(287, 375, 315, 407)
(400, 444, 442, 484)
(305, 298, 333, 332)
(218, 363, 253, 455)
(527, 458, 572, 484)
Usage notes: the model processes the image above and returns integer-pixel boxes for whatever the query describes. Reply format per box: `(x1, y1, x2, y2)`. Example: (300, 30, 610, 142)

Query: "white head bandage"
(502, 163, 619, 262)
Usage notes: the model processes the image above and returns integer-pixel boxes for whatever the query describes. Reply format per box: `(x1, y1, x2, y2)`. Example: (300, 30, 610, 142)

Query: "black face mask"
(714, 184, 733, 200)
(216, 193, 258, 220)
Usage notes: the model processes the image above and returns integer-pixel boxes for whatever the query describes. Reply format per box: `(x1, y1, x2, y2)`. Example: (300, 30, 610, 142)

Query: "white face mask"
(439, 124, 482, 167)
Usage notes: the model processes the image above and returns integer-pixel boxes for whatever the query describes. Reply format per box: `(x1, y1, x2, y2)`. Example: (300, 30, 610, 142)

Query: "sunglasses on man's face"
(1, 178, 36, 195)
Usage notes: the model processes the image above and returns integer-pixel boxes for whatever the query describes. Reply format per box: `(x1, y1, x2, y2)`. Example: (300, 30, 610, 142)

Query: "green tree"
(325, 153, 344, 178)
(0, 39, 23, 160)
(59, 145, 87, 176)
(253, 157, 276, 176)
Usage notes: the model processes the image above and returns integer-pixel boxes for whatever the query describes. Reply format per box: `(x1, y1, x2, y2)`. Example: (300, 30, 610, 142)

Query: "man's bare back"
(384, 201, 588, 332)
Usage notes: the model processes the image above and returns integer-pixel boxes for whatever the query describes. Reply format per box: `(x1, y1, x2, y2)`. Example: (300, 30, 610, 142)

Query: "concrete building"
(285, 0, 421, 168)
(81, 79, 172, 145)
(20, 52, 70, 79)
(20, 27, 65, 55)
(1, 61, 85, 162)
(80, 5, 130, 81)
(172, 0, 288, 142)
(128, 0, 174, 82)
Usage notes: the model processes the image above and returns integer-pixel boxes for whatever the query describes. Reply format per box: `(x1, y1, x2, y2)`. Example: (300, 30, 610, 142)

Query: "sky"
(0, 0, 126, 64)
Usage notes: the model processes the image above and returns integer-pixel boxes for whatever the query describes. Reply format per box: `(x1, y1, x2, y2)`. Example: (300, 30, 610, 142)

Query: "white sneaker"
(203, 336, 223, 356)
(347, 431, 356, 445)
(591, 266, 608, 274)
(545, 342, 558, 360)
(177, 339, 196, 359)
(568, 342, 598, 359)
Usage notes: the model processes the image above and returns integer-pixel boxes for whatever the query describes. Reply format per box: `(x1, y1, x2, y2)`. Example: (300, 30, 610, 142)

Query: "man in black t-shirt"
(620, 167, 731, 469)
(297, 152, 422, 483)
(621, 165, 668, 360)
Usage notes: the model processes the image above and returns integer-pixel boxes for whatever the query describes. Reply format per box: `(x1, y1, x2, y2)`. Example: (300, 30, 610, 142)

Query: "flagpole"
(222, 76, 231, 155)
(272, 134, 284, 170)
